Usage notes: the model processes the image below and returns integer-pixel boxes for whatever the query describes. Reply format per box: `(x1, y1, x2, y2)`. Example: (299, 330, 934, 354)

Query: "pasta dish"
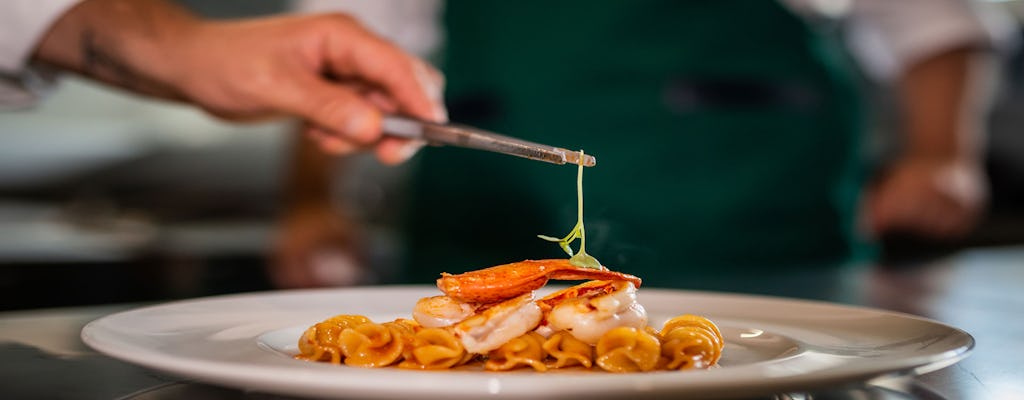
(295, 259, 723, 372)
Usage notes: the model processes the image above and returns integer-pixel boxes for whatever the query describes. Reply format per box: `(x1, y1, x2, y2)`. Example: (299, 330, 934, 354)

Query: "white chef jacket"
(794, 0, 1016, 80)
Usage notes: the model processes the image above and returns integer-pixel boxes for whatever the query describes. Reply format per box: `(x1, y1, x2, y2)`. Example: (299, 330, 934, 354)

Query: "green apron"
(400, 0, 868, 288)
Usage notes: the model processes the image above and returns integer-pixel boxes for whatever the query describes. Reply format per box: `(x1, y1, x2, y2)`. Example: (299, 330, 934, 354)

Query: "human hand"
(175, 14, 444, 163)
(272, 205, 366, 288)
(865, 156, 987, 239)
(35, 0, 444, 164)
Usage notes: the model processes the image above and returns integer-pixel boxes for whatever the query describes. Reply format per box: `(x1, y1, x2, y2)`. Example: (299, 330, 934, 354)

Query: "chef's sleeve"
(0, 0, 83, 110)
(847, 0, 1017, 80)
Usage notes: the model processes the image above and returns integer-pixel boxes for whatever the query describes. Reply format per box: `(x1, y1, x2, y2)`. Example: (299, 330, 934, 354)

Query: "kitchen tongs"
(382, 116, 596, 167)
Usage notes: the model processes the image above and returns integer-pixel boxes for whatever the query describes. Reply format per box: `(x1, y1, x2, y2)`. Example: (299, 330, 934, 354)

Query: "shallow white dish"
(81, 286, 972, 399)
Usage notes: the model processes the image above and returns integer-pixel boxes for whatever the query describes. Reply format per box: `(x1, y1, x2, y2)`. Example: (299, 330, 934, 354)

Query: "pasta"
(296, 310, 723, 373)
(542, 331, 593, 369)
(659, 315, 723, 370)
(485, 332, 548, 371)
(337, 320, 412, 367)
(296, 314, 371, 364)
(399, 328, 473, 370)
(595, 327, 661, 372)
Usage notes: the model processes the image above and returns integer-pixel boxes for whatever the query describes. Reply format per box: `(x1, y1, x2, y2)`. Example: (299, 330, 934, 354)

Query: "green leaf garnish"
(537, 150, 603, 269)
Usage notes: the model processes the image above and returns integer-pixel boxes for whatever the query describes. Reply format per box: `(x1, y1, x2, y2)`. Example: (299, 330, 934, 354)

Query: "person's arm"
(31, 0, 194, 101)
(31, 0, 445, 162)
(867, 47, 993, 238)
(847, 0, 1004, 239)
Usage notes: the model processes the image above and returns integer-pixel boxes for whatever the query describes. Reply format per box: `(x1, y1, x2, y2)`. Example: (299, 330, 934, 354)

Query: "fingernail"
(397, 140, 427, 163)
(434, 104, 449, 123)
(414, 61, 448, 122)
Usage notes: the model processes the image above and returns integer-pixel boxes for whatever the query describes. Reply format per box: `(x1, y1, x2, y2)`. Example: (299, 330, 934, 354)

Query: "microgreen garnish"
(538, 150, 602, 269)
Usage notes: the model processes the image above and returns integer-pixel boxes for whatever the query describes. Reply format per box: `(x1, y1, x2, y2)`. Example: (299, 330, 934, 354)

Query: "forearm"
(31, 0, 199, 100)
(898, 47, 994, 162)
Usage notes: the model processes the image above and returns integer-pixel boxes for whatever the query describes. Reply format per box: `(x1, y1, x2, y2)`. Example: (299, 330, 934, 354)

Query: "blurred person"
(280, 0, 1004, 289)
(0, 0, 446, 164)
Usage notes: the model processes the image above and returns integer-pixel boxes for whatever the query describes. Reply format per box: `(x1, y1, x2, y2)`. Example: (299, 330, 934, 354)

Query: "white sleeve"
(846, 0, 1016, 80)
(0, 0, 83, 109)
(291, 0, 442, 58)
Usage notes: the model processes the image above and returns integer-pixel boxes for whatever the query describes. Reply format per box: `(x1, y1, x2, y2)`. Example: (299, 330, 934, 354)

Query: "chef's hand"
(866, 155, 987, 239)
(273, 204, 366, 288)
(33, 0, 444, 164)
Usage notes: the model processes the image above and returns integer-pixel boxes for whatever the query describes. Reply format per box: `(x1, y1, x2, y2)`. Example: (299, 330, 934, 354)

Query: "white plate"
(81, 286, 972, 399)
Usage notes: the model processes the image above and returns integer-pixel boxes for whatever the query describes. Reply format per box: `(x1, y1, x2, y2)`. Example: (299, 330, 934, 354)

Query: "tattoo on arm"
(80, 29, 141, 88)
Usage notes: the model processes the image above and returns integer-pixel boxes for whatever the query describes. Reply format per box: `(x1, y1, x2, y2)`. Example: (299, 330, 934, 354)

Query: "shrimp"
(437, 259, 642, 304)
(452, 292, 543, 354)
(538, 280, 647, 345)
(412, 295, 480, 328)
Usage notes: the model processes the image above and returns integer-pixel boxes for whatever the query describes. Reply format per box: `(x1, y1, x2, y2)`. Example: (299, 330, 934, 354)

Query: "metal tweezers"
(382, 115, 596, 167)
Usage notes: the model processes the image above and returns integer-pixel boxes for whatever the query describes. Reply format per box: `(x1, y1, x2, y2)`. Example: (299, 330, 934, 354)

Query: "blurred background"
(2, 0, 1024, 311)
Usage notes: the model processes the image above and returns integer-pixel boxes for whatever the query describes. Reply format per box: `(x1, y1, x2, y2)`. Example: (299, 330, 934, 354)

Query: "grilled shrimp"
(452, 292, 543, 354)
(412, 295, 480, 328)
(538, 280, 647, 345)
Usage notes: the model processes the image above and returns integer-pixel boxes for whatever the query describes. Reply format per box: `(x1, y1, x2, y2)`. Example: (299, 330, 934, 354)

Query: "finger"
(307, 126, 360, 155)
(411, 59, 447, 121)
(365, 90, 399, 114)
(309, 249, 364, 286)
(920, 192, 973, 238)
(934, 216, 963, 238)
(324, 22, 446, 122)
(334, 80, 401, 113)
(870, 186, 920, 235)
(282, 77, 382, 145)
(917, 201, 947, 237)
(933, 202, 974, 238)
(375, 137, 426, 165)
(913, 196, 969, 239)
